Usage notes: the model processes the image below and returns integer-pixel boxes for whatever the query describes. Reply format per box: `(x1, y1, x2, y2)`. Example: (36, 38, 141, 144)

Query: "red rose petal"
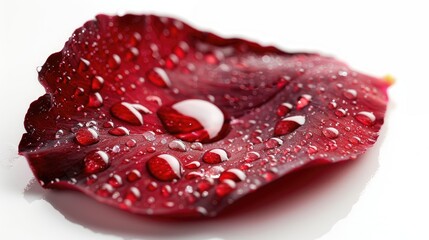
(19, 14, 390, 217)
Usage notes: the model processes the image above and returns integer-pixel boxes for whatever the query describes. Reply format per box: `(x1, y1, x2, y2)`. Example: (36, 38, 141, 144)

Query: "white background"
(1, 1, 428, 239)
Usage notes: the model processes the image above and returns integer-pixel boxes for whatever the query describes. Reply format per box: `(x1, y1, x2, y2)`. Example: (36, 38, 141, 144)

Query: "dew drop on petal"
(355, 111, 376, 126)
(274, 115, 305, 136)
(322, 127, 339, 139)
(219, 168, 246, 182)
(147, 67, 171, 88)
(75, 127, 99, 145)
(202, 148, 229, 164)
(157, 99, 227, 143)
(108, 126, 130, 136)
(296, 94, 312, 110)
(84, 150, 110, 174)
(146, 154, 183, 181)
(276, 102, 292, 117)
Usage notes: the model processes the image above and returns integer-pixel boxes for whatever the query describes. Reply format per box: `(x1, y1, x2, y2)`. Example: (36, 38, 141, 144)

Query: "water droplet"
(78, 58, 90, 72)
(126, 169, 141, 182)
(165, 54, 179, 69)
(161, 185, 172, 197)
(322, 127, 339, 139)
(190, 142, 203, 150)
(108, 174, 123, 188)
(307, 145, 318, 154)
(126, 139, 137, 147)
(245, 151, 261, 162)
(206, 165, 225, 178)
(265, 137, 283, 149)
(296, 94, 312, 110)
(91, 76, 104, 91)
(219, 168, 246, 182)
(124, 187, 141, 203)
(147, 67, 171, 88)
(110, 102, 151, 125)
(185, 161, 201, 169)
(96, 183, 114, 197)
(328, 100, 337, 109)
(276, 102, 292, 117)
(75, 127, 99, 145)
(202, 148, 229, 164)
(84, 150, 110, 174)
(108, 54, 121, 69)
(274, 115, 305, 136)
(125, 47, 139, 61)
(157, 99, 227, 143)
(215, 179, 236, 197)
(146, 154, 183, 181)
(168, 139, 187, 152)
(143, 131, 156, 141)
(173, 41, 189, 59)
(344, 89, 357, 100)
(108, 126, 130, 136)
(335, 108, 347, 117)
(55, 129, 64, 139)
(87, 92, 103, 108)
(355, 111, 376, 126)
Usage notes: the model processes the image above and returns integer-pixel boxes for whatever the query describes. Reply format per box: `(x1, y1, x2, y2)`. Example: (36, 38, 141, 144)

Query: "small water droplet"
(75, 127, 99, 145)
(124, 187, 141, 203)
(96, 183, 114, 197)
(215, 179, 236, 197)
(161, 185, 172, 197)
(274, 115, 305, 136)
(108, 126, 130, 136)
(173, 41, 189, 59)
(147, 154, 183, 181)
(307, 145, 318, 154)
(78, 58, 90, 72)
(168, 139, 187, 152)
(335, 108, 347, 117)
(126, 139, 137, 148)
(84, 150, 110, 174)
(55, 129, 64, 139)
(108, 54, 121, 69)
(126, 169, 141, 182)
(157, 99, 227, 143)
(355, 111, 376, 126)
(91, 76, 104, 91)
(143, 131, 156, 141)
(190, 142, 203, 150)
(296, 94, 312, 110)
(202, 148, 229, 164)
(147, 67, 171, 88)
(108, 174, 123, 188)
(265, 137, 283, 149)
(344, 89, 357, 100)
(322, 127, 339, 139)
(87, 92, 103, 108)
(110, 102, 151, 125)
(219, 168, 246, 182)
(245, 151, 261, 162)
(185, 161, 201, 169)
(276, 102, 293, 117)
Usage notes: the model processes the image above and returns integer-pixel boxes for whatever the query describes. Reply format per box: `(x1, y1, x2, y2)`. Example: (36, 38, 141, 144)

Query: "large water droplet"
(355, 111, 376, 126)
(202, 148, 229, 164)
(147, 67, 171, 88)
(146, 154, 183, 181)
(84, 150, 110, 174)
(75, 127, 99, 145)
(157, 99, 228, 143)
(274, 115, 305, 136)
(110, 102, 151, 125)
